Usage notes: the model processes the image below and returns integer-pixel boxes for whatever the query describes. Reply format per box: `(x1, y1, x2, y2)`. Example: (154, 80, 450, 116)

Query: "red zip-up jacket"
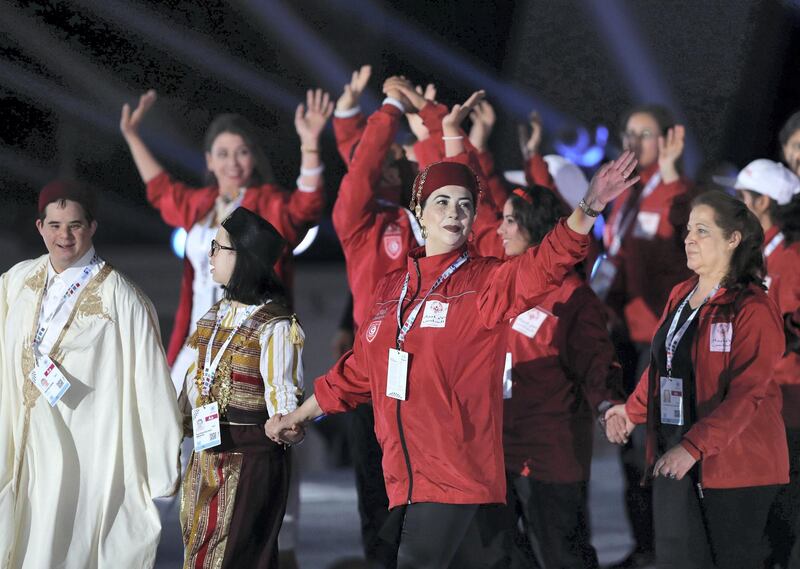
(763, 226, 800, 429)
(333, 111, 366, 165)
(626, 278, 789, 489)
(504, 272, 624, 483)
(604, 164, 693, 343)
(314, 219, 590, 508)
(332, 104, 424, 330)
(145, 172, 324, 363)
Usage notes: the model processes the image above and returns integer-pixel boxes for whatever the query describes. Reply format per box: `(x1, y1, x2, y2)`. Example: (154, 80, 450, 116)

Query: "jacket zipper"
(693, 307, 707, 499)
(396, 258, 421, 504)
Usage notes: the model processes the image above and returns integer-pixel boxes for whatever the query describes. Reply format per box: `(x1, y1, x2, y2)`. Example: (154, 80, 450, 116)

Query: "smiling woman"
(119, 88, 332, 389)
(605, 192, 788, 568)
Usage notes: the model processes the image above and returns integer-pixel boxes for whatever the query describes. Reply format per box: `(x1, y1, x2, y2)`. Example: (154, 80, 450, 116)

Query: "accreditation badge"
(193, 402, 222, 452)
(29, 355, 70, 407)
(590, 255, 618, 302)
(386, 348, 409, 400)
(659, 376, 684, 426)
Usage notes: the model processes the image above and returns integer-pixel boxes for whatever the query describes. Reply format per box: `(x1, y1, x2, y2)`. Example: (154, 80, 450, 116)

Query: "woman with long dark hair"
(605, 191, 788, 569)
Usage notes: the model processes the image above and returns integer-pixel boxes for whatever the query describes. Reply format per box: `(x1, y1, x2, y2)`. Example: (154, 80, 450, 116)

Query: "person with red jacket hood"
(731, 158, 800, 569)
(597, 104, 694, 569)
(605, 191, 788, 569)
(267, 88, 640, 569)
(120, 89, 332, 390)
(478, 184, 624, 569)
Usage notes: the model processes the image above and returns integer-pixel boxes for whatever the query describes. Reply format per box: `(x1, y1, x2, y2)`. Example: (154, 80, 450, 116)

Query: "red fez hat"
(410, 161, 481, 217)
(38, 180, 97, 219)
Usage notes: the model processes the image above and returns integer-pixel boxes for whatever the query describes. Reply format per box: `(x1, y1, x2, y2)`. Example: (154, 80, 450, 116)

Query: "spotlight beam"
(328, 0, 570, 128)
(0, 60, 204, 173)
(236, 0, 380, 110)
(582, 0, 701, 174)
(70, 0, 299, 112)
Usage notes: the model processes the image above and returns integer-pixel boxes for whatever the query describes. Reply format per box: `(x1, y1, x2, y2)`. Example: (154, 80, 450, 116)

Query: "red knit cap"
(38, 180, 97, 219)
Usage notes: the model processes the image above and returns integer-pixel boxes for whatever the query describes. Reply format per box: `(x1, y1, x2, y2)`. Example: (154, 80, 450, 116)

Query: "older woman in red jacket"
(605, 191, 788, 569)
(120, 89, 332, 387)
(267, 87, 639, 569)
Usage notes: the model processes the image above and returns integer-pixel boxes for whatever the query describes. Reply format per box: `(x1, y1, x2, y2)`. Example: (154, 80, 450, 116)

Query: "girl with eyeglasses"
(178, 207, 304, 569)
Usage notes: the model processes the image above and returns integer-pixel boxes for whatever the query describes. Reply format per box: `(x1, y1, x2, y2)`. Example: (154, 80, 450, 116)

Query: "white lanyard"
(665, 283, 719, 375)
(33, 254, 101, 350)
(764, 232, 785, 258)
(608, 172, 661, 256)
(201, 302, 260, 395)
(395, 251, 468, 346)
(376, 199, 426, 246)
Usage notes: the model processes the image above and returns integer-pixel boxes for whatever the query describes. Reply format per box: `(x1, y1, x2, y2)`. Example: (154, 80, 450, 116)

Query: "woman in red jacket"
(731, 158, 800, 569)
(598, 104, 694, 569)
(605, 191, 788, 569)
(267, 88, 640, 569)
(489, 185, 624, 569)
(119, 89, 332, 388)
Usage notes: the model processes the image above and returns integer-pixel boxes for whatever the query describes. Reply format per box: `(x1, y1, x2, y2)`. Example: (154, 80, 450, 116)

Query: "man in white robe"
(0, 181, 182, 569)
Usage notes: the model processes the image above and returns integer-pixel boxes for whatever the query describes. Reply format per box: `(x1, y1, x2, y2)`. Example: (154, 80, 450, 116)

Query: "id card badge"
(590, 255, 618, 301)
(502, 352, 513, 400)
(29, 355, 70, 407)
(386, 348, 409, 400)
(659, 376, 684, 426)
(193, 402, 222, 452)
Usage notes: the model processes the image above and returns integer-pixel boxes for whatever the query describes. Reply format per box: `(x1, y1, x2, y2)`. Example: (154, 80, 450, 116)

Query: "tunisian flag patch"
(365, 320, 382, 343)
(383, 224, 403, 260)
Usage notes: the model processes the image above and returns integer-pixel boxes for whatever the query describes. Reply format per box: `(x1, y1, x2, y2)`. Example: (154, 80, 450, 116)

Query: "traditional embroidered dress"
(0, 253, 182, 569)
(180, 299, 304, 569)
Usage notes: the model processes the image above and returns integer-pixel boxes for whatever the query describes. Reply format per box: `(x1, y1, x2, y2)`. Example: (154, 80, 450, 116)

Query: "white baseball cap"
(543, 155, 589, 209)
(732, 159, 800, 205)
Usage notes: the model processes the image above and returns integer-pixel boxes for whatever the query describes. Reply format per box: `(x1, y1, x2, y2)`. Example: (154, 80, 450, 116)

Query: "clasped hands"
(603, 404, 697, 480)
(265, 412, 305, 445)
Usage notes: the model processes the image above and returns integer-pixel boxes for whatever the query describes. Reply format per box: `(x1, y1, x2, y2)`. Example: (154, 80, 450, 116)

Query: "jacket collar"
(638, 162, 661, 186)
(671, 275, 762, 309)
(763, 225, 781, 247)
(405, 244, 469, 291)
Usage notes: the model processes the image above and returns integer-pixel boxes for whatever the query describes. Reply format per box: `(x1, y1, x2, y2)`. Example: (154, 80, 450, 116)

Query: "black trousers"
(348, 403, 397, 569)
(766, 428, 800, 568)
(653, 474, 779, 569)
(619, 340, 655, 555)
(396, 503, 480, 569)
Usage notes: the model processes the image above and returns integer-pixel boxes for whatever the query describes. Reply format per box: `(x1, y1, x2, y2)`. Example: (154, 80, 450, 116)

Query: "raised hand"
(120, 89, 157, 139)
(468, 100, 496, 152)
(295, 89, 334, 145)
(336, 65, 372, 112)
(442, 90, 486, 135)
(405, 83, 437, 141)
(517, 111, 543, 160)
(584, 150, 639, 210)
(652, 444, 697, 480)
(381, 76, 415, 111)
(604, 404, 635, 444)
(658, 124, 685, 183)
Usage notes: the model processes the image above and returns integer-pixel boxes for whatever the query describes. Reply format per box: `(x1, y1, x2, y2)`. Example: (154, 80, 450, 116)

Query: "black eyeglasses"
(210, 239, 236, 256)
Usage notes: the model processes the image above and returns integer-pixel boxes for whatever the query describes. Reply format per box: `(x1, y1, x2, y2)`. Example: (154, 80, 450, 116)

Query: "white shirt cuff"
(383, 97, 406, 113)
(334, 106, 361, 119)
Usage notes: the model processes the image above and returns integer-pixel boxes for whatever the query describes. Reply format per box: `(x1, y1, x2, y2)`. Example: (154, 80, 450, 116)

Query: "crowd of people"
(0, 64, 798, 569)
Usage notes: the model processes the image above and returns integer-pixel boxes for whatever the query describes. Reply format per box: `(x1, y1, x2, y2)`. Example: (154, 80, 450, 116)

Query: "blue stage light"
(171, 228, 187, 258)
(554, 126, 609, 167)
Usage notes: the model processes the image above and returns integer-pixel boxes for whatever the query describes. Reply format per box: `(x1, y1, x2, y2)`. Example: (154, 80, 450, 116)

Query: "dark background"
(2, 0, 800, 260)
